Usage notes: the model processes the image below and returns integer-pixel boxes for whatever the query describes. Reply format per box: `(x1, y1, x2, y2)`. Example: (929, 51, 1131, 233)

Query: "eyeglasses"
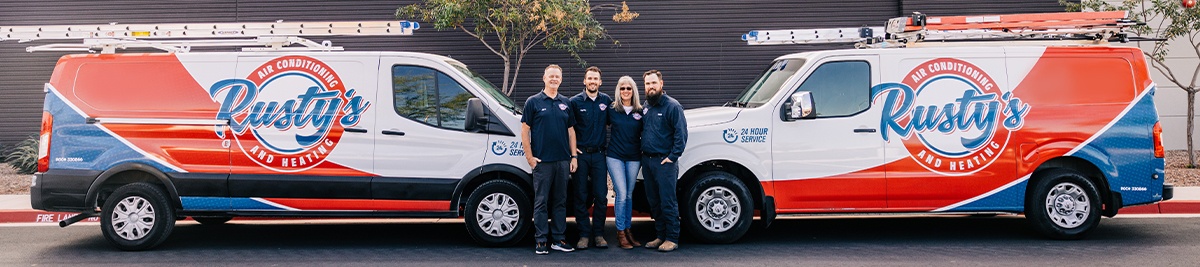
(619, 87, 633, 91)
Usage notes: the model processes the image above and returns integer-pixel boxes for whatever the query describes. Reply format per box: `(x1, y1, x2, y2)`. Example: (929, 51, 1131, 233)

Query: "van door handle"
(853, 128, 876, 133)
(382, 130, 406, 136)
(344, 128, 368, 133)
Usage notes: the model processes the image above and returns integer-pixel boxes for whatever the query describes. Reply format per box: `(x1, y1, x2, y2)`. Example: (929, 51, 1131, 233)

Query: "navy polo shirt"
(641, 94, 687, 162)
(569, 92, 613, 149)
(607, 105, 643, 161)
(522, 91, 576, 162)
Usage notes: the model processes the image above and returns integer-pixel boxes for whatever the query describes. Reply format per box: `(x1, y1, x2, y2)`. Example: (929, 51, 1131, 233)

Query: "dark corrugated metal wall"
(0, 0, 1070, 147)
(902, 0, 1074, 16)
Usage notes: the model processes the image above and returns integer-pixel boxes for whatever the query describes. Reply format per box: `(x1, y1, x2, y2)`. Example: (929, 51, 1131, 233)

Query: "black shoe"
(535, 242, 549, 255)
(551, 240, 575, 252)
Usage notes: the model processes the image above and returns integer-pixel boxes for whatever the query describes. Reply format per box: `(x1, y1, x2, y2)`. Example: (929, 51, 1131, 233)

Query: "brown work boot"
(625, 229, 642, 247)
(616, 230, 633, 249)
(594, 236, 608, 248)
(644, 238, 663, 249)
(576, 237, 589, 250)
(657, 240, 678, 252)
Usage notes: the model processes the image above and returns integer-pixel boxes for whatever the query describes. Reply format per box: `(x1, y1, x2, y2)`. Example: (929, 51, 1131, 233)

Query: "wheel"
(682, 171, 754, 243)
(464, 179, 531, 247)
(100, 183, 176, 251)
(193, 216, 233, 225)
(1025, 168, 1103, 240)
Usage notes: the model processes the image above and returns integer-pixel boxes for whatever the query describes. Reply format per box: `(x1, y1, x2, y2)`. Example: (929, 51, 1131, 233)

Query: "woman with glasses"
(607, 75, 644, 249)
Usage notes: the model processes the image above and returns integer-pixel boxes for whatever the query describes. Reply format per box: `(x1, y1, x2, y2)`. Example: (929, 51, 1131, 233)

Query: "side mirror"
(789, 91, 815, 120)
(465, 98, 487, 132)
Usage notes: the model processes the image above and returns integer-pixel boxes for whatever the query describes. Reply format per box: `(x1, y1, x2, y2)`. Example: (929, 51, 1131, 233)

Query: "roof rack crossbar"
(1, 20, 418, 53)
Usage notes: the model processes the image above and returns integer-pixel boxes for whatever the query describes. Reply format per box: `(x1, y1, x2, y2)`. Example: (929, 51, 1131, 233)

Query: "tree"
(1063, 0, 1200, 166)
(398, 0, 639, 96)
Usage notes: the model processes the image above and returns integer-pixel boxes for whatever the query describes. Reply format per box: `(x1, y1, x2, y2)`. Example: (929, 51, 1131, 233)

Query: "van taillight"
(1154, 122, 1164, 158)
(37, 111, 52, 173)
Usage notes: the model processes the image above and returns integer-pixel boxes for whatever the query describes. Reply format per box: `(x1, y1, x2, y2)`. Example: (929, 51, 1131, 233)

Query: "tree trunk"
(501, 58, 512, 96)
(1190, 89, 1197, 167)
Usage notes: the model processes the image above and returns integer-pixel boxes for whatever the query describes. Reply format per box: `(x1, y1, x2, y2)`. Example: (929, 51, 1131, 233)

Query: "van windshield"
(730, 59, 805, 108)
(451, 62, 520, 115)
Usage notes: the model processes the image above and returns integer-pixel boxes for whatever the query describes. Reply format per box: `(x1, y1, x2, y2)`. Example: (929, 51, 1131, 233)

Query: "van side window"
(392, 65, 474, 130)
(795, 61, 870, 118)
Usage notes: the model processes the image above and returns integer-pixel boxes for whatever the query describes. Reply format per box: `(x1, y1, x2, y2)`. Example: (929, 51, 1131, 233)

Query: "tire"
(464, 179, 531, 247)
(681, 171, 754, 243)
(100, 182, 176, 251)
(193, 216, 233, 225)
(1025, 168, 1103, 240)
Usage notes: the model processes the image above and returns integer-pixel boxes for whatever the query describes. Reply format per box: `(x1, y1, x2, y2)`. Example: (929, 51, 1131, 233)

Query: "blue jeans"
(606, 157, 640, 231)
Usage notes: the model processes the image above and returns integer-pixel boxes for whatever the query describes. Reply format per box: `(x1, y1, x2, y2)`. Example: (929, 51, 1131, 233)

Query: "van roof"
(61, 51, 462, 64)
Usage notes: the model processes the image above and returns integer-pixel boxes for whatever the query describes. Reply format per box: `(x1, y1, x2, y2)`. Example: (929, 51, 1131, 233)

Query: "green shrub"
(4, 137, 38, 174)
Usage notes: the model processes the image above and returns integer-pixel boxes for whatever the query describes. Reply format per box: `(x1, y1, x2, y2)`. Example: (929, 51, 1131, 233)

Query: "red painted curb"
(2, 201, 1198, 223)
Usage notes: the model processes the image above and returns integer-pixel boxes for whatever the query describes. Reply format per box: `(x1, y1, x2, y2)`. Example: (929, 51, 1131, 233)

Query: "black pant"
(572, 151, 608, 238)
(533, 160, 570, 243)
(642, 155, 680, 243)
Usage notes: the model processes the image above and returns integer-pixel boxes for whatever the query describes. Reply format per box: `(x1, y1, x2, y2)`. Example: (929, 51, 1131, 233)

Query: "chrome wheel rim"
(1045, 182, 1090, 229)
(111, 196, 155, 241)
(696, 186, 740, 233)
(476, 192, 519, 237)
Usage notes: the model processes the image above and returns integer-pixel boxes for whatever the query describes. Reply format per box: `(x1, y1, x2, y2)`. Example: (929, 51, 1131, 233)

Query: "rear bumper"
(1163, 183, 1174, 201)
(30, 174, 42, 210)
(31, 169, 102, 212)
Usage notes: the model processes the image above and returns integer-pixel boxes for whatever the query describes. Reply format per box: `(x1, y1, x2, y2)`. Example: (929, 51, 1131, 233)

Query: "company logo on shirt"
(874, 58, 1030, 175)
(599, 103, 607, 111)
(559, 103, 568, 110)
(208, 55, 371, 172)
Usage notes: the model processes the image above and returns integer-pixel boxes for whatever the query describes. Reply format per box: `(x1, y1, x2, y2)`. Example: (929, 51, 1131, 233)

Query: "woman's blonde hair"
(612, 75, 642, 112)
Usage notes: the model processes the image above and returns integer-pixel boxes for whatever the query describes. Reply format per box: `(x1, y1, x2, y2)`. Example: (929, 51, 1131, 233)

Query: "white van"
(667, 12, 1171, 243)
(18, 21, 542, 250)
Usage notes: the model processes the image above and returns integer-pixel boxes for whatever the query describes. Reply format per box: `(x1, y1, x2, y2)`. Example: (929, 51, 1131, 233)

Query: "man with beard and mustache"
(639, 69, 686, 252)
(522, 64, 578, 255)
(568, 66, 613, 249)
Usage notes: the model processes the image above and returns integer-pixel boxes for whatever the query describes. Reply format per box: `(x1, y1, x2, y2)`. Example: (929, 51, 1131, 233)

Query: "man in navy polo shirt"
(522, 64, 579, 255)
(640, 69, 686, 252)
(569, 66, 613, 249)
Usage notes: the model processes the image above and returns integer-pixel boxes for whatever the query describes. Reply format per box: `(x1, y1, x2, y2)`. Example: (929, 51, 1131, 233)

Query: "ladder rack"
(742, 11, 1138, 48)
(0, 20, 419, 53)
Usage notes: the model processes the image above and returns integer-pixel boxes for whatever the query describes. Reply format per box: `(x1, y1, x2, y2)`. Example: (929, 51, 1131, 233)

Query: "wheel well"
(1030, 156, 1113, 212)
(456, 171, 532, 213)
(681, 160, 764, 211)
(93, 170, 171, 209)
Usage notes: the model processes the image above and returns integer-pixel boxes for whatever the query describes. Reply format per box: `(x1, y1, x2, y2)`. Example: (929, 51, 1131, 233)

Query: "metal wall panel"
(902, 0, 1075, 16)
(0, 0, 1069, 147)
(0, 0, 238, 148)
